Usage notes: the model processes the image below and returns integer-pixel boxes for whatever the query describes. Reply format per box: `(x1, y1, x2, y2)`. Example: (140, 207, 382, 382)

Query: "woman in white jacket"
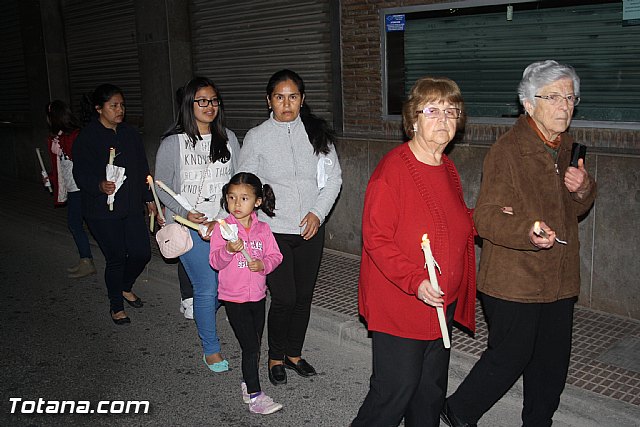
(237, 69, 342, 386)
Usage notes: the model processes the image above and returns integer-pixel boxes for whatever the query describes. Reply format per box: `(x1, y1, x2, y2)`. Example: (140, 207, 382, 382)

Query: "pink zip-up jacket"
(209, 212, 283, 302)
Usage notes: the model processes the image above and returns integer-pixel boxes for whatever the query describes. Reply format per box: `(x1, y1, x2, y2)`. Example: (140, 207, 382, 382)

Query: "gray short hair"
(517, 60, 580, 106)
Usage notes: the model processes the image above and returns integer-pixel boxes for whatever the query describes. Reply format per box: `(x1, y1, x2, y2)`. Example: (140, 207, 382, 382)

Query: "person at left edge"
(45, 100, 96, 279)
(72, 83, 160, 325)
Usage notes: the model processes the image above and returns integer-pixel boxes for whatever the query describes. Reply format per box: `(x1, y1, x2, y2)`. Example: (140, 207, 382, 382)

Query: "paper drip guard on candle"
(173, 215, 210, 239)
(217, 219, 253, 262)
(421, 234, 451, 349)
(155, 180, 197, 213)
(35, 148, 53, 193)
(533, 220, 567, 245)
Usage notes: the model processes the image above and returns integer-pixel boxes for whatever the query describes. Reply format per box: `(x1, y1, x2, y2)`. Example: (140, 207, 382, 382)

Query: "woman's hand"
(300, 212, 320, 240)
(417, 279, 444, 307)
(187, 210, 207, 224)
(529, 221, 556, 249)
(226, 239, 244, 254)
(199, 220, 215, 240)
(564, 158, 589, 198)
(99, 180, 116, 195)
(248, 259, 265, 272)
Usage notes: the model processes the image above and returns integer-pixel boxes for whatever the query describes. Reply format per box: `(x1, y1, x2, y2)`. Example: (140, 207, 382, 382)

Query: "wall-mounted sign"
(623, 0, 640, 25)
(386, 14, 405, 32)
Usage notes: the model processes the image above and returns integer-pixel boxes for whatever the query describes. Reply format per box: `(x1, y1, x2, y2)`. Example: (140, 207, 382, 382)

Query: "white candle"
(108, 147, 115, 211)
(218, 219, 253, 262)
(35, 148, 53, 193)
(155, 180, 197, 213)
(173, 215, 209, 238)
(421, 233, 451, 349)
(147, 175, 164, 232)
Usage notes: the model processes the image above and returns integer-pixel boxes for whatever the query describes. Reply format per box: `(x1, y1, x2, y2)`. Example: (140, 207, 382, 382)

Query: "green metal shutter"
(404, 2, 640, 122)
(189, 0, 333, 137)
(62, 0, 143, 124)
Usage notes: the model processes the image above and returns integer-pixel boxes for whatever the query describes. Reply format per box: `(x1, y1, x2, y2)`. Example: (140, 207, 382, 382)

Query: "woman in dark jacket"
(72, 83, 160, 325)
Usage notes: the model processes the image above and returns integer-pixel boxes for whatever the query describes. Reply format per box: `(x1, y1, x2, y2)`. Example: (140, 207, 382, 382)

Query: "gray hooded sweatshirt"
(237, 114, 342, 235)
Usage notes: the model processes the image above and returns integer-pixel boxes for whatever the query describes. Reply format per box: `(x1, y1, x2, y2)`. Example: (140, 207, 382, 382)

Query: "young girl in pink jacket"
(209, 172, 283, 415)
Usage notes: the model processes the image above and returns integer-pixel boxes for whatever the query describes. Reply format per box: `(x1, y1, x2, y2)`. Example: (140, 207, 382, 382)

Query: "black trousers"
(267, 226, 324, 361)
(352, 303, 456, 427)
(224, 299, 266, 394)
(177, 259, 193, 300)
(86, 214, 151, 313)
(447, 293, 575, 427)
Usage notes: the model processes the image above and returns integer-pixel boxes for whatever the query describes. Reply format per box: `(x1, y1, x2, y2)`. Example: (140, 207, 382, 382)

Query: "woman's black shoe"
(440, 400, 477, 427)
(123, 295, 143, 308)
(110, 310, 131, 325)
(268, 364, 287, 385)
(284, 358, 317, 377)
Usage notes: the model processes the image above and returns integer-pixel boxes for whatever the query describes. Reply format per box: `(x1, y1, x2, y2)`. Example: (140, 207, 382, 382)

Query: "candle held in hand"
(421, 233, 451, 349)
(147, 175, 165, 231)
(108, 147, 115, 211)
(35, 148, 53, 193)
(217, 219, 253, 262)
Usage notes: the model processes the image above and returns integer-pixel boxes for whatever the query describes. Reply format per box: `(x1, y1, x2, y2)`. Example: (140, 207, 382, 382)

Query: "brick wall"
(339, 0, 640, 150)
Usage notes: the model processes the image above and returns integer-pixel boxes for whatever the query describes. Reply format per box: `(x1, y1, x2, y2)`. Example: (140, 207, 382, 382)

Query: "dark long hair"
(163, 77, 230, 164)
(266, 69, 335, 155)
(80, 83, 124, 124)
(46, 100, 82, 135)
(221, 172, 276, 218)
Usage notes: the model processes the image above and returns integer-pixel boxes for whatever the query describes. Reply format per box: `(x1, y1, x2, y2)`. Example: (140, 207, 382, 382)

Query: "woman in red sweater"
(352, 77, 476, 427)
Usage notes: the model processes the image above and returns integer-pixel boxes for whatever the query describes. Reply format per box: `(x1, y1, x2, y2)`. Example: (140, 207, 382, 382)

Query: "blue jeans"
(67, 191, 92, 259)
(180, 229, 221, 356)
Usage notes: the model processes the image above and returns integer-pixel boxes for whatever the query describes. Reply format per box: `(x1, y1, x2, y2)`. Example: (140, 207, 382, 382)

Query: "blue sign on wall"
(385, 14, 406, 32)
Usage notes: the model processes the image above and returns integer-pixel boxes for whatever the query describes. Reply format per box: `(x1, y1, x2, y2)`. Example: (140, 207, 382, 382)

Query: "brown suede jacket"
(474, 115, 596, 303)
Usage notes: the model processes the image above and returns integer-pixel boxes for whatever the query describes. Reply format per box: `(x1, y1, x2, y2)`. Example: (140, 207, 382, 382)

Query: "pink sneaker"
(248, 392, 283, 415)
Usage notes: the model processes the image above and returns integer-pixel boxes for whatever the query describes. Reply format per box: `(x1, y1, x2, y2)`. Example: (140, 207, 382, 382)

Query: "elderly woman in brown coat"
(441, 60, 596, 427)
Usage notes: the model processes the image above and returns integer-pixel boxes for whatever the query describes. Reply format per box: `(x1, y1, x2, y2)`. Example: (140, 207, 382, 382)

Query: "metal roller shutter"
(62, 0, 143, 125)
(404, 1, 640, 122)
(0, 1, 30, 121)
(189, 0, 333, 137)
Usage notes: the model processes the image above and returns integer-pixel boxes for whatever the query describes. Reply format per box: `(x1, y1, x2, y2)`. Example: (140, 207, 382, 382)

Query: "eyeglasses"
(416, 107, 462, 119)
(194, 98, 221, 107)
(534, 94, 580, 106)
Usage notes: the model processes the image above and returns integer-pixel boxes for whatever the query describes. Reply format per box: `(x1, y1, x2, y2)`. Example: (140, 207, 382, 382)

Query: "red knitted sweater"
(358, 143, 476, 340)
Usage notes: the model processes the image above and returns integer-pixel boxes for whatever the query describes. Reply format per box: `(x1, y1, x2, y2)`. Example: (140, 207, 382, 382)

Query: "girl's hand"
(187, 210, 207, 224)
(226, 239, 244, 254)
(416, 279, 444, 307)
(300, 212, 320, 240)
(248, 259, 264, 272)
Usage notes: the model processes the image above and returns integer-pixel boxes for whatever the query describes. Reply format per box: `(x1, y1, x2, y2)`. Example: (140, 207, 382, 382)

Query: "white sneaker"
(249, 392, 282, 415)
(241, 382, 250, 403)
(180, 298, 194, 320)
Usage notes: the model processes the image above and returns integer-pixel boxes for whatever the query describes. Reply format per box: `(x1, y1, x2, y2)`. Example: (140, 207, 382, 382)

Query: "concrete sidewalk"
(1, 177, 639, 426)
